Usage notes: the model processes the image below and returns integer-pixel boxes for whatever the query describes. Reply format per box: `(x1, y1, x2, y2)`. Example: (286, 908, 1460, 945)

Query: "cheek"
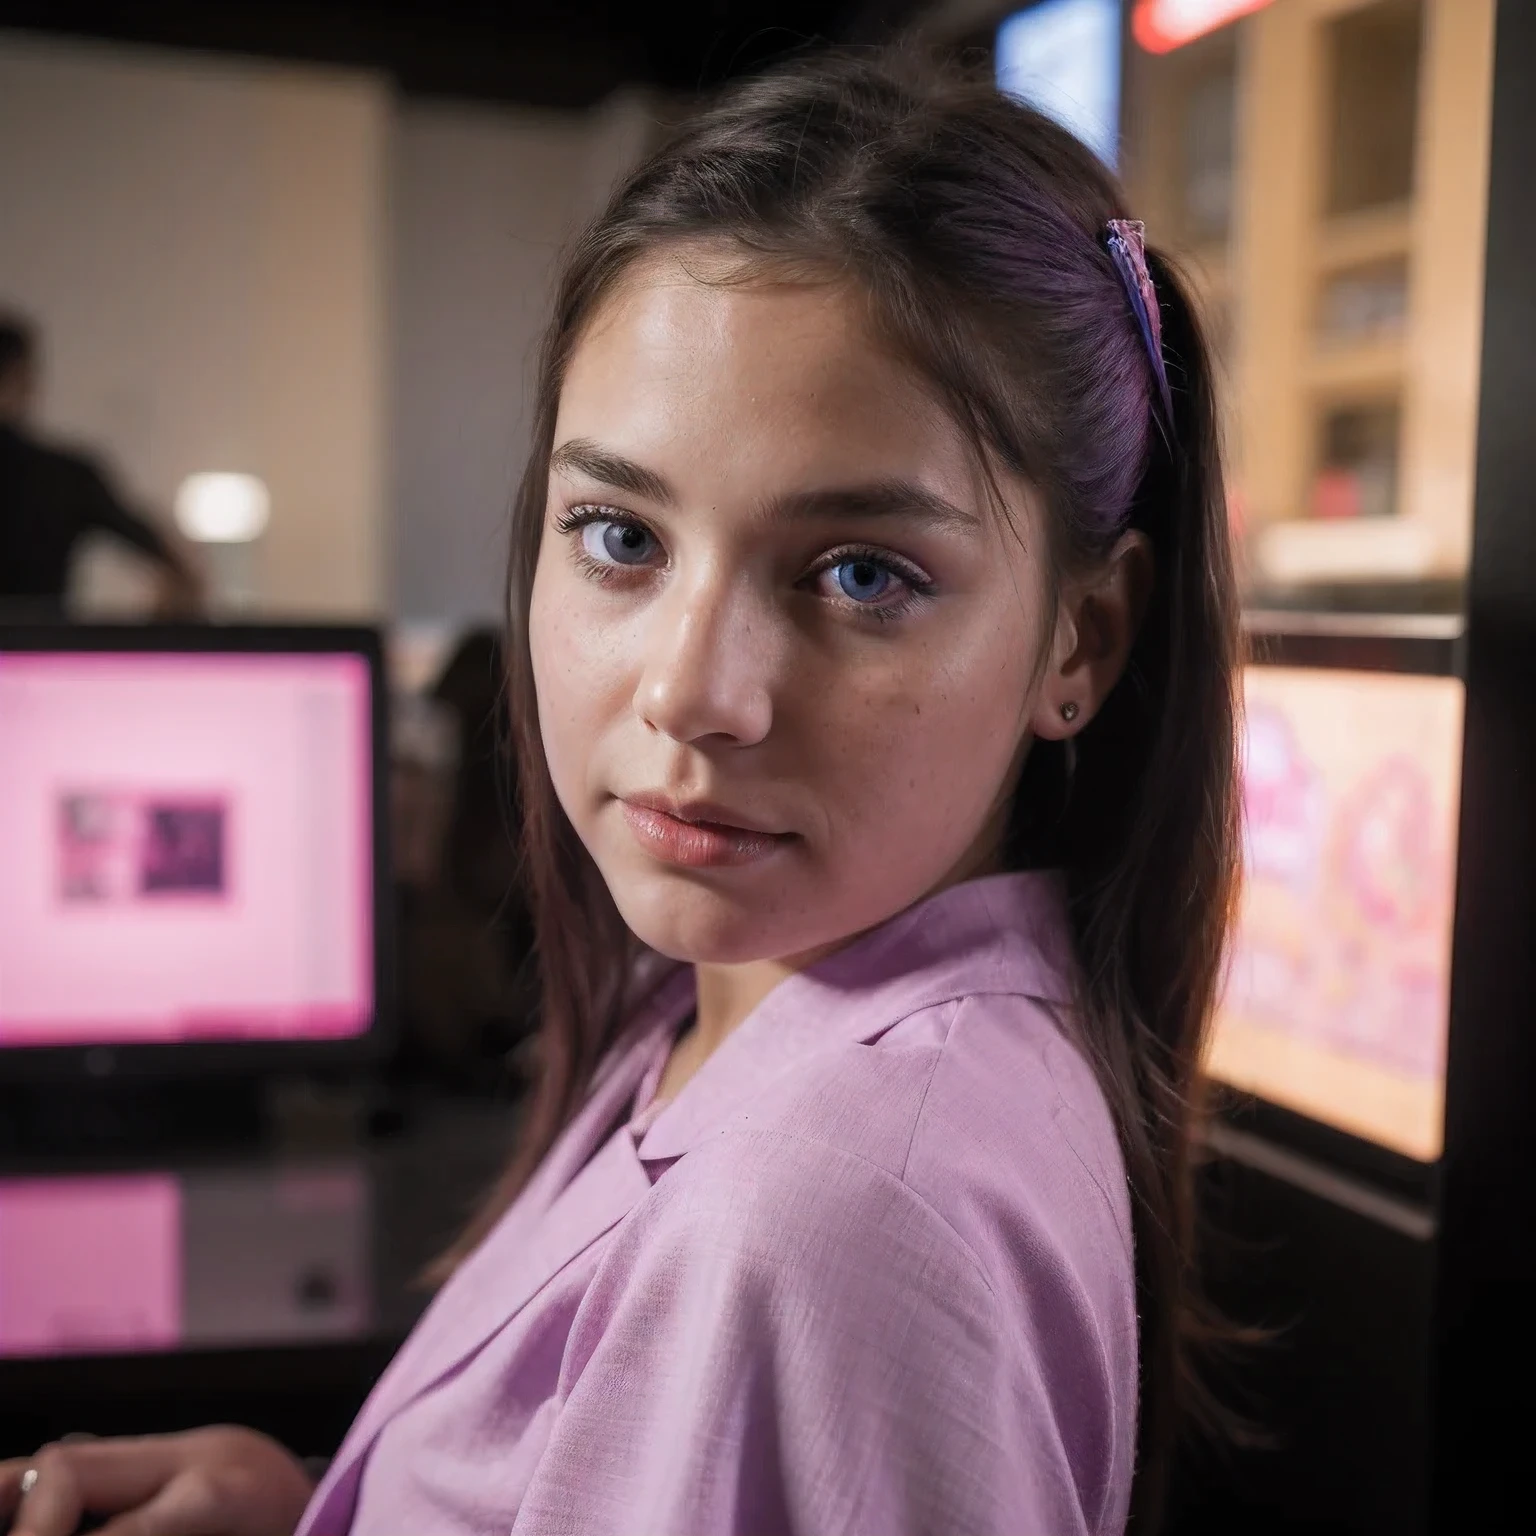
(812, 628, 1037, 842)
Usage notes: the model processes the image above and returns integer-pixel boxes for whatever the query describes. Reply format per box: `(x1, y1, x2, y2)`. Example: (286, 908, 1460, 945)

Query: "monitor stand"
(0, 1077, 267, 1162)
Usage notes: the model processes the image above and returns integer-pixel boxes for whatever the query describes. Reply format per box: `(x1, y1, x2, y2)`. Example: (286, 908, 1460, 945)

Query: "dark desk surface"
(0, 1094, 518, 1459)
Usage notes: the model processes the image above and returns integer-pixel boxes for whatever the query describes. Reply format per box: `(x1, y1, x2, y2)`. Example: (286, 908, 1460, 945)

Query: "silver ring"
(18, 1466, 38, 1495)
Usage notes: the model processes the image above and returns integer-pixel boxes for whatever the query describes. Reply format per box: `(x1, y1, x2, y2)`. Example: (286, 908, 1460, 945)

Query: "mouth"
(618, 792, 793, 870)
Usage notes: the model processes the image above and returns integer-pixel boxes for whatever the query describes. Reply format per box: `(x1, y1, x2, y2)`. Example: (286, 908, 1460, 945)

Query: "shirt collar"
(629, 868, 1076, 1166)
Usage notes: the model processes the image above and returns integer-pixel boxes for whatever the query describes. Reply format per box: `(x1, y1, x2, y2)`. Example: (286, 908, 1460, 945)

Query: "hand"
(150, 562, 206, 621)
(0, 1427, 316, 1536)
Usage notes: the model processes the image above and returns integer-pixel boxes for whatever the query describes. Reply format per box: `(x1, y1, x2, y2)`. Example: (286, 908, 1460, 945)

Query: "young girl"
(1, 45, 1239, 1536)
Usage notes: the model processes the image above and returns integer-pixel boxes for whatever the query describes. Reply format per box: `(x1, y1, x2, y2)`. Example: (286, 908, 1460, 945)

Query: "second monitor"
(0, 624, 389, 1078)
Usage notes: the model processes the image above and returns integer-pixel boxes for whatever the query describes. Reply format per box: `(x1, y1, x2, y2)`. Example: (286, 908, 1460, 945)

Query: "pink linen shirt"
(298, 870, 1138, 1536)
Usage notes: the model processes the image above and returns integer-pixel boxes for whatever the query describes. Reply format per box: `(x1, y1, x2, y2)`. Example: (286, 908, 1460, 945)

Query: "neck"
(687, 811, 1014, 1053)
(689, 945, 835, 1056)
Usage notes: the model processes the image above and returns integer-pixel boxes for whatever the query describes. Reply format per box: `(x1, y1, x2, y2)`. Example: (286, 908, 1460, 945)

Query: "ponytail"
(1051, 248, 1242, 1526)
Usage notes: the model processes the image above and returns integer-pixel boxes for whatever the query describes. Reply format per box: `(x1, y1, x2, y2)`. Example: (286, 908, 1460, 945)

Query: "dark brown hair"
(0, 311, 37, 383)
(443, 43, 1241, 1533)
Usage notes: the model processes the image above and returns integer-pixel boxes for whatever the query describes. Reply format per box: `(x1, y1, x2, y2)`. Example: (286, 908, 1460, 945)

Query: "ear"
(1031, 531, 1154, 741)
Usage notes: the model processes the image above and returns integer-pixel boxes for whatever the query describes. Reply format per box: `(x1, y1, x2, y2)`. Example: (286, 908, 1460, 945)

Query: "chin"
(606, 867, 829, 967)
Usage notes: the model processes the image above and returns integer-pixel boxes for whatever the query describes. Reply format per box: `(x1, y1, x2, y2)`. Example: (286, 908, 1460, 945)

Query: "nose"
(633, 567, 775, 747)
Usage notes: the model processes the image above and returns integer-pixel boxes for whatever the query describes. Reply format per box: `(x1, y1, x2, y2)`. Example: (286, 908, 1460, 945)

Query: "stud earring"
(1060, 701, 1079, 723)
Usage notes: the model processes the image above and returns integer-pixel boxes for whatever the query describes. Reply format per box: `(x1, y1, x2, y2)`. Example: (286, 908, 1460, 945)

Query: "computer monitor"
(1210, 617, 1465, 1165)
(996, 0, 1123, 168)
(0, 1164, 370, 1356)
(0, 625, 390, 1079)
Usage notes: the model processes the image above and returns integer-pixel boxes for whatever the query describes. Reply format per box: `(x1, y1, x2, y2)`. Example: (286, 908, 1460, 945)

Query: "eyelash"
(551, 504, 936, 624)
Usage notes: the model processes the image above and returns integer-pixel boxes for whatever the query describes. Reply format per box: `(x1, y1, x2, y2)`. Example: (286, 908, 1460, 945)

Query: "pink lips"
(619, 795, 791, 869)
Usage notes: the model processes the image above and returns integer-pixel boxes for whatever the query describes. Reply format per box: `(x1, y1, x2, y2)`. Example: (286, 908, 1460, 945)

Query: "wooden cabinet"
(1122, 0, 1495, 603)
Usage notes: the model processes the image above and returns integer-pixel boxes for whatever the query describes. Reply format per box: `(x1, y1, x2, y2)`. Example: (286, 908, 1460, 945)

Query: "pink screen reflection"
(0, 1176, 181, 1355)
(0, 651, 372, 1044)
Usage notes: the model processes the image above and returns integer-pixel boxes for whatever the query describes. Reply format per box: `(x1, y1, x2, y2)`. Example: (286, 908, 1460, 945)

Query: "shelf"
(1124, 0, 1487, 624)
(1255, 516, 1440, 584)
(1245, 609, 1463, 640)
(1242, 608, 1464, 677)
(1305, 337, 1406, 395)
(1316, 203, 1414, 272)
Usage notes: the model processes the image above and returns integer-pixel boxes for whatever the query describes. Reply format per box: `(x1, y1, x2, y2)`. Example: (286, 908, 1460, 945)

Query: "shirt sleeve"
(73, 454, 174, 563)
(510, 1130, 1107, 1536)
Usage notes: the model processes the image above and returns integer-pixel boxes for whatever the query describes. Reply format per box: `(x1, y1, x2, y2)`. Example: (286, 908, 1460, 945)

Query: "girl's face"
(529, 248, 1071, 966)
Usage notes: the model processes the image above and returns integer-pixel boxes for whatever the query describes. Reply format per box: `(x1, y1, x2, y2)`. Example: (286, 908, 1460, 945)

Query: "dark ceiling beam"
(0, 2, 933, 108)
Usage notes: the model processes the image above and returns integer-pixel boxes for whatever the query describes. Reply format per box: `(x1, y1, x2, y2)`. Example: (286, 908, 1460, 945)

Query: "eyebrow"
(549, 436, 981, 535)
(766, 481, 982, 534)
(549, 439, 675, 506)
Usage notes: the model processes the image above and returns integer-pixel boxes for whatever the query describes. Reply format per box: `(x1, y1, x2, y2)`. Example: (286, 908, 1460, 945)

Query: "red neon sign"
(1132, 0, 1276, 53)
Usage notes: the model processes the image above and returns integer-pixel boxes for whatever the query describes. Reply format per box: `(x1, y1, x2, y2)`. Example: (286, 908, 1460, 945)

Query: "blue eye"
(832, 557, 896, 604)
(581, 519, 655, 566)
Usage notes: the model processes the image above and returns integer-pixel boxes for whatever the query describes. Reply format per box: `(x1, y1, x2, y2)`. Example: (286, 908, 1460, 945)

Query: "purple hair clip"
(1104, 218, 1174, 423)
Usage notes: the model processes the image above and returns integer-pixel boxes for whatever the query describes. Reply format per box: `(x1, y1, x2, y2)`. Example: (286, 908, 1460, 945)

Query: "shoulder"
(897, 993, 1138, 1453)
(904, 990, 1134, 1277)
(685, 989, 1132, 1291)
(579, 1128, 1003, 1418)
(635, 985, 1135, 1374)
(602, 1007, 1136, 1535)
(12, 433, 114, 497)
(628, 1119, 996, 1304)
(9, 429, 99, 476)
(696, 994, 1132, 1381)
(561, 1128, 1109, 1535)
(581, 1128, 1009, 1485)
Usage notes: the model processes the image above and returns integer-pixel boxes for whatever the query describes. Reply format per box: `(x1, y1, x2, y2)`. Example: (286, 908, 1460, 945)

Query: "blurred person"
(394, 628, 539, 1091)
(0, 313, 204, 620)
(0, 43, 1240, 1536)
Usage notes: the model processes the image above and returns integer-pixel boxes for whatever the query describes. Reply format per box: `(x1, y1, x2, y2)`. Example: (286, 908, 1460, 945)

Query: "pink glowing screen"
(0, 1176, 181, 1354)
(1210, 667, 1464, 1160)
(0, 651, 373, 1046)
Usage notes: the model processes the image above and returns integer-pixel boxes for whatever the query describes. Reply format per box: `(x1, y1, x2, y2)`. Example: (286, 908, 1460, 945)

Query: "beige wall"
(0, 33, 389, 616)
(389, 90, 662, 626)
(0, 31, 670, 627)
(388, 101, 589, 627)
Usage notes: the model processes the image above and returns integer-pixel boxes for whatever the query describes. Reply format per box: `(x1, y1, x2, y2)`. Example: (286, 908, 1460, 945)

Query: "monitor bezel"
(0, 622, 394, 1082)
